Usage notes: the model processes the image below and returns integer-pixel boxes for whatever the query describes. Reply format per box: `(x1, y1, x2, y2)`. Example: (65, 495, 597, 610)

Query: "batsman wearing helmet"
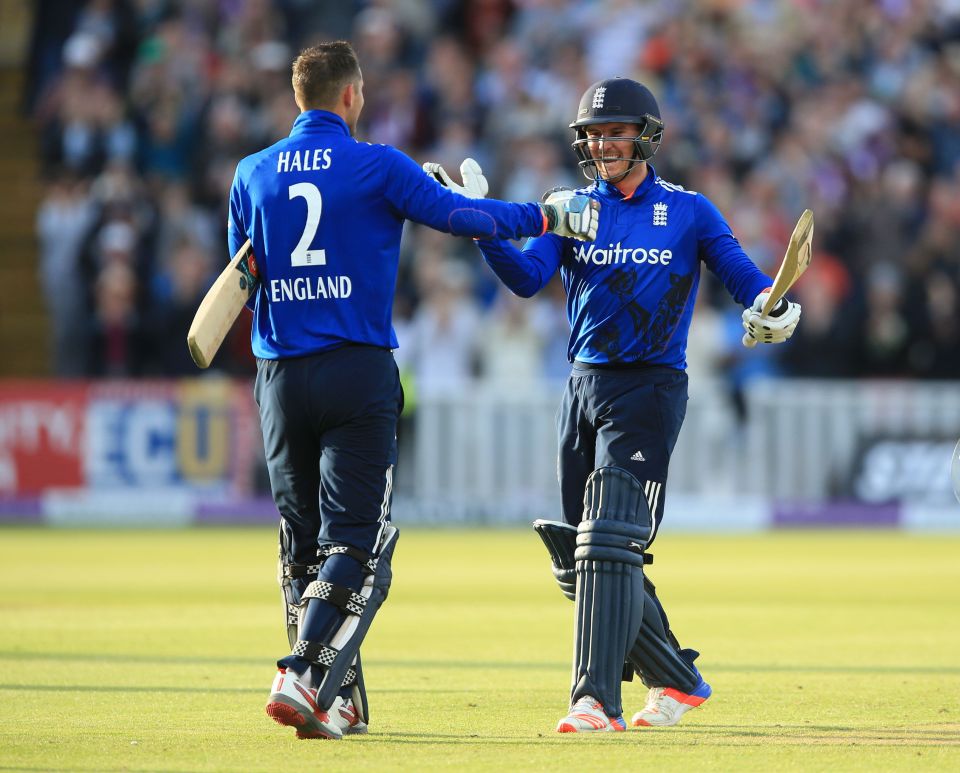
(427, 77, 802, 732)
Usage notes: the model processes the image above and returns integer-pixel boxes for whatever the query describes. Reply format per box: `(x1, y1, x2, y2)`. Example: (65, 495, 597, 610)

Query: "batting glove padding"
(741, 290, 801, 344)
(422, 157, 489, 198)
(540, 188, 600, 242)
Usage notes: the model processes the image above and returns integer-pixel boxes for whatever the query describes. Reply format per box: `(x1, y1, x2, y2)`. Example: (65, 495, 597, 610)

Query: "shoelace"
(571, 696, 604, 714)
(644, 687, 665, 710)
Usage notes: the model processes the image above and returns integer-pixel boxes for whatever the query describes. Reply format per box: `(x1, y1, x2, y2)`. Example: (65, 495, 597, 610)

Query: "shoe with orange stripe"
(556, 695, 627, 733)
(630, 676, 712, 727)
(264, 668, 343, 740)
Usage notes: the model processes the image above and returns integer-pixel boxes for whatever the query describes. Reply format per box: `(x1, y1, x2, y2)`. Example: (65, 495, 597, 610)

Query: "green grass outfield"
(1, 527, 959, 772)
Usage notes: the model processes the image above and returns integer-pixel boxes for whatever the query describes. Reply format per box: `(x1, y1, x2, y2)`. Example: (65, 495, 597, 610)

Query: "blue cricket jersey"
(228, 110, 546, 359)
(475, 166, 771, 370)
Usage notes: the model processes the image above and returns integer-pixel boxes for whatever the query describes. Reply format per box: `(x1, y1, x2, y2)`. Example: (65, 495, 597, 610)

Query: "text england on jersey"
(270, 276, 352, 302)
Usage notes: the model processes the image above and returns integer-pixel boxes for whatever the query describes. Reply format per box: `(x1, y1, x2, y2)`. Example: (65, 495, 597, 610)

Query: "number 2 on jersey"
(288, 182, 326, 266)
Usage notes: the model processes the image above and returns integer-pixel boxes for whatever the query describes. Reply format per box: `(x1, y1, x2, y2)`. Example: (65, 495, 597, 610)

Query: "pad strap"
(302, 580, 367, 616)
(282, 562, 323, 579)
(278, 557, 307, 649)
(291, 640, 359, 687)
(342, 665, 357, 689)
(575, 518, 648, 566)
(283, 545, 377, 581)
(535, 519, 654, 602)
(286, 602, 299, 628)
(318, 544, 378, 574)
(293, 640, 339, 666)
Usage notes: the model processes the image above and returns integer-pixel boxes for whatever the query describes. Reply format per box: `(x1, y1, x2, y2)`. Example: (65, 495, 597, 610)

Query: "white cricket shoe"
(264, 667, 343, 740)
(333, 696, 368, 735)
(630, 677, 712, 727)
(556, 695, 627, 733)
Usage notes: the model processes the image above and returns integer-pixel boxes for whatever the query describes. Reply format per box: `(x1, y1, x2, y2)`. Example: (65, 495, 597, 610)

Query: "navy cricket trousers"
(557, 363, 688, 546)
(255, 345, 402, 662)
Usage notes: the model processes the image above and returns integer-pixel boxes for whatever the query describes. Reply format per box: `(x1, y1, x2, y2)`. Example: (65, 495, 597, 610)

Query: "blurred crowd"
(25, 0, 960, 392)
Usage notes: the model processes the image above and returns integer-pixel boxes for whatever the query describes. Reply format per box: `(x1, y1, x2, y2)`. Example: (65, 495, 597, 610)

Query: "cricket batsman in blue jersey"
(427, 77, 802, 733)
(227, 41, 599, 740)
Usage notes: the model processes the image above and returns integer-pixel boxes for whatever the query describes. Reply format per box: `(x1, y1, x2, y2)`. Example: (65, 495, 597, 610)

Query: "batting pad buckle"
(282, 562, 323, 580)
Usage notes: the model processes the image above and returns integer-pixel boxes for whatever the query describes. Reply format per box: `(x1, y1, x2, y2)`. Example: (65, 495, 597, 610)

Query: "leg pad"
(289, 526, 398, 712)
(570, 467, 649, 718)
(535, 482, 698, 695)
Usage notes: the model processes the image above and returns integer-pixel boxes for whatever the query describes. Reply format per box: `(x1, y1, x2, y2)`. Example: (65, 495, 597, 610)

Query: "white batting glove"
(540, 188, 599, 242)
(741, 290, 802, 344)
(423, 157, 489, 198)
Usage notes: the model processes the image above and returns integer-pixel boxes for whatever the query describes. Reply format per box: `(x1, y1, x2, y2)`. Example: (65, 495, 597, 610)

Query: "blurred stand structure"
(1, 1, 959, 527)
(0, 377, 957, 529)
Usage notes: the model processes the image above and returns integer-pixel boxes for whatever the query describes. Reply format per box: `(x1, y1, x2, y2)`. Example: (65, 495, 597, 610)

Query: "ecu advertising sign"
(0, 382, 85, 493)
(0, 379, 261, 513)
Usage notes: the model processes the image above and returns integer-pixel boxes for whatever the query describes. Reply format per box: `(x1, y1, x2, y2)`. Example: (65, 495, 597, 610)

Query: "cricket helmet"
(570, 77, 664, 181)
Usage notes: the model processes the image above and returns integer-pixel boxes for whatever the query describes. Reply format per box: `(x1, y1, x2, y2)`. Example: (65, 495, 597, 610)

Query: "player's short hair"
(291, 41, 361, 109)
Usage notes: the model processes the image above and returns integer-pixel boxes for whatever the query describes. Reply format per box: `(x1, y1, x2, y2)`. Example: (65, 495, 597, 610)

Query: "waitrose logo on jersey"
(574, 242, 673, 266)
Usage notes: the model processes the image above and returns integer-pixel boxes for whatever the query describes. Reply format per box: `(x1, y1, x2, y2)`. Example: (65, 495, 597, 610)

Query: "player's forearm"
(475, 238, 550, 298)
(388, 151, 547, 240)
(413, 193, 546, 241)
(702, 234, 771, 306)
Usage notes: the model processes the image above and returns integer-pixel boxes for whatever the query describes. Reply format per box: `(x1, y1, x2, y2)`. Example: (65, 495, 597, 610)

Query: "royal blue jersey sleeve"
(474, 233, 564, 297)
(695, 194, 770, 306)
(227, 171, 257, 311)
(227, 172, 246, 259)
(380, 148, 545, 240)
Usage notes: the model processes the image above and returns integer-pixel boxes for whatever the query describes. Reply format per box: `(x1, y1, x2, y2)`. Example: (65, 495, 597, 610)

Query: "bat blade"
(187, 239, 259, 368)
(760, 209, 814, 316)
(743, 209, 814, 348)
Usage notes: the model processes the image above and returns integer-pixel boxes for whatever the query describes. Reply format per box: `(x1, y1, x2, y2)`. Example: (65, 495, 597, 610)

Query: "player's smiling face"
(585, 122, 641, 181)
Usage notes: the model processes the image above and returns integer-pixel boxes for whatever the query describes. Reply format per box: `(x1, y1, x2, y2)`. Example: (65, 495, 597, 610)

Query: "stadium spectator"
(35, 171, 95, 376)
(22, 0, 960, 382)
(397, 234, 482, 398)
(477, 288, 544, 389)
(83, 259, 149, 376)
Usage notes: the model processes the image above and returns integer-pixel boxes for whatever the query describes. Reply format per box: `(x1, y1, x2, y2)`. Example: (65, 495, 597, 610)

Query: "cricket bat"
(742, 209, 814, 348)
(187, 239, 259, 368)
